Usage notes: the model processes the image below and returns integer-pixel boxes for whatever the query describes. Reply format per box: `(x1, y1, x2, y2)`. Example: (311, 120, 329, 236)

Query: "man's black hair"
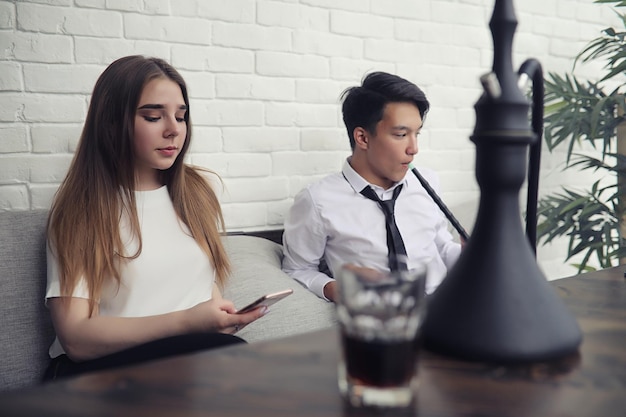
(341, 72, 429, 149)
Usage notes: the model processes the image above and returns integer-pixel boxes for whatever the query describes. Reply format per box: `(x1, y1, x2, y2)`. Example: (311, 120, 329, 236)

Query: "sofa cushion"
(222, 235, 336, 342)
(0, 210, 56, 392)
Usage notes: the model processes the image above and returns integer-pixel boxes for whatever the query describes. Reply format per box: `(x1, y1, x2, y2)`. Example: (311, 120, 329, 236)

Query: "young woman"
(44, 55, 266, 380)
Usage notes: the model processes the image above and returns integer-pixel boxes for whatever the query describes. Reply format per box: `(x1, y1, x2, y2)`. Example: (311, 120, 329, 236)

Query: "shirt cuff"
(310, 276, 336, 302)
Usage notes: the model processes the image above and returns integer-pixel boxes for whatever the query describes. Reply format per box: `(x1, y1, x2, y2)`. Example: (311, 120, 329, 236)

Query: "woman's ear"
(353, 127, 368, 150)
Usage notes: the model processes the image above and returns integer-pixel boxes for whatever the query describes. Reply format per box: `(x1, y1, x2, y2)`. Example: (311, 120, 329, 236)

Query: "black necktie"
(360, 184, 408, 271)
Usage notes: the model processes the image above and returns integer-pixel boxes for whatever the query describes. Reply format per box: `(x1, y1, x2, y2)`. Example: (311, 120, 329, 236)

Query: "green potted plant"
(538, 0, 626, 272)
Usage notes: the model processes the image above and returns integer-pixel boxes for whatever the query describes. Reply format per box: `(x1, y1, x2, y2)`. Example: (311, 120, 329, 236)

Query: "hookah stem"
(409, 164, 470, 242)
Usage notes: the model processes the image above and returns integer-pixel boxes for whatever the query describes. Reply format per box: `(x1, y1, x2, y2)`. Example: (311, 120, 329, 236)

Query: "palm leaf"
(594, 1, 626, 7)
(540, 1, 626, 272)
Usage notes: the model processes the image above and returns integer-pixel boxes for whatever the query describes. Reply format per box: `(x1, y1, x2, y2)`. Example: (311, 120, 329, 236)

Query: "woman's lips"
(157, 147, 177, 157)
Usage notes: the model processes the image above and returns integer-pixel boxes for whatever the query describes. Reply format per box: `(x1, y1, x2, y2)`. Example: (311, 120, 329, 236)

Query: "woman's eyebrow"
(137, 104, 187, 110)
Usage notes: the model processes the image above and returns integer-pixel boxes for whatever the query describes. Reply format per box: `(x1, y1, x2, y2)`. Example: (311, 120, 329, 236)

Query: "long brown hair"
(47, 55, 230, 315)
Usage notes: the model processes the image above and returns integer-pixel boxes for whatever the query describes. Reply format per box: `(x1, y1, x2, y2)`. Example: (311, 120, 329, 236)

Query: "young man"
(282, 72, 461, 301)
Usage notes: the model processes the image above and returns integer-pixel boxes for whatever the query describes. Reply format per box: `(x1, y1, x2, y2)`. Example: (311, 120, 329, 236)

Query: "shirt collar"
(341, 158, 409, 196)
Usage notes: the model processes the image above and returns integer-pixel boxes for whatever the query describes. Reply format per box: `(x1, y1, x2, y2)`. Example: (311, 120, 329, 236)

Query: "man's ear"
(353, 127, 368, 150)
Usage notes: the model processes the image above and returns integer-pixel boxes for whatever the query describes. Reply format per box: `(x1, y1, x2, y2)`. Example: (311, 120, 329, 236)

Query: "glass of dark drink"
(336, 259, 427, 409)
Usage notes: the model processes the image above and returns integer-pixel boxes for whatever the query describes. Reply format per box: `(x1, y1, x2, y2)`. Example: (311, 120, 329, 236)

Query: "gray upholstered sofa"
(0, 210, 336, 392)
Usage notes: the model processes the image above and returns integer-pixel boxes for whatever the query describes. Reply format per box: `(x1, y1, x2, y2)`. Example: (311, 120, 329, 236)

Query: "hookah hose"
(409, 163, 470, 242)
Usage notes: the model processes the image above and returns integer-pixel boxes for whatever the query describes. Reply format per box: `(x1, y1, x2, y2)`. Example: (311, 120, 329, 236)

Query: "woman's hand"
(185, 298, 269, 335)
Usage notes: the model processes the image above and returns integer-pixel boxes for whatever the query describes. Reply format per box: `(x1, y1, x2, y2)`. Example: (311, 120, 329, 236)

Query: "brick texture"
(0, 0, 618, 279)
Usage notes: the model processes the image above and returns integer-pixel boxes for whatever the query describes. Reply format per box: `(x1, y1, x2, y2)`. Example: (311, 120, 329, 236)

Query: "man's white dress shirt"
(282, 159, 461, 300)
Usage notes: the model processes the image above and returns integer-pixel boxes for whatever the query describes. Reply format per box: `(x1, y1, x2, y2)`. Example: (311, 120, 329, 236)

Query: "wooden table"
(1, 267, 625, 416)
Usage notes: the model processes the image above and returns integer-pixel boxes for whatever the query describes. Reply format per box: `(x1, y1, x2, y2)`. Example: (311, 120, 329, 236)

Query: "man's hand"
(323, 281, 337, 302)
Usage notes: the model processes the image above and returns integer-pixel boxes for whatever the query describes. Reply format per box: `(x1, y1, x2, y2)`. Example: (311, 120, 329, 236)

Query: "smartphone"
(236, 289, 293, 314)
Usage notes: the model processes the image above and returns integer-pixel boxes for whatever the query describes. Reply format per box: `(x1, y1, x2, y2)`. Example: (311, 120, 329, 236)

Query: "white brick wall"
(0, 0, 620, 280)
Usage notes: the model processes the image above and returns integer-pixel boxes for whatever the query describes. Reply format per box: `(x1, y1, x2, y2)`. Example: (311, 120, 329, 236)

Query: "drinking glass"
(335, 260, 427, 409)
